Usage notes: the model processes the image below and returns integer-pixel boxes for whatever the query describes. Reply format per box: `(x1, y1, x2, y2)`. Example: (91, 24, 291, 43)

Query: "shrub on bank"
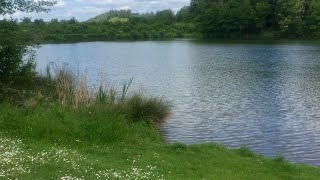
(123, 93, 170, 124)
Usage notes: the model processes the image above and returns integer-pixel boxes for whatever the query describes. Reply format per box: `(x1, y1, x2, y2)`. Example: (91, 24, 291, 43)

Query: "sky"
(7, 0, 190, 21)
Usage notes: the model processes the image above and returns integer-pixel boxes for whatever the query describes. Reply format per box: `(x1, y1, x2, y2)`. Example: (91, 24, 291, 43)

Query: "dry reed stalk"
(73, 71, 90, 109)
(55, 68, 74, 107)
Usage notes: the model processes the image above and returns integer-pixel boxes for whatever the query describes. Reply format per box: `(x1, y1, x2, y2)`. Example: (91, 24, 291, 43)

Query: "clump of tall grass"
(73, 72, 90, 109)
(45, 65, 170, 124)
(45, 64, 90, 108)
(55, 67, 75, 107)
(237, 146, 255, 157)
(121, 78, 133, 101)
(96, 85, 116, 105)
(122, 93, 170, 124)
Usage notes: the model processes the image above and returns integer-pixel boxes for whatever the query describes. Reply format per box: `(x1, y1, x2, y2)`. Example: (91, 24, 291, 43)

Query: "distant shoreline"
(40, 38, 320, 45)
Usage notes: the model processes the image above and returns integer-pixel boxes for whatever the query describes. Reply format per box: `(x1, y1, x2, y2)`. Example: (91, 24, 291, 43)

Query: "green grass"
(0, 103, 319, 179)
(109, 17, 129, 23)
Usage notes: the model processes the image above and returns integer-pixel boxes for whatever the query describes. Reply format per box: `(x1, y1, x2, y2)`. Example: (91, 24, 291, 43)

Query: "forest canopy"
(4, 0, 320, 42)
(189, 0, 320, 39)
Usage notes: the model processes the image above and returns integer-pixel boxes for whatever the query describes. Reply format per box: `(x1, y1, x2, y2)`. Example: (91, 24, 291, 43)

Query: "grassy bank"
(0, 103, 319, 179)
(0, 69, 319, 179)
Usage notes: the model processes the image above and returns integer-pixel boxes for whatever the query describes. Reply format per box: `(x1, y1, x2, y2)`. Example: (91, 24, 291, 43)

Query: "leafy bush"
(0, 20, 36, 83)
(262, 31, 280, 40)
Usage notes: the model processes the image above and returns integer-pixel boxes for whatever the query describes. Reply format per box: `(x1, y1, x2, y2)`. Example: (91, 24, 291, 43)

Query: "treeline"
(187, 0, 320, 39)
(13, 0, 320, 42)
(17, 10, 196, 43)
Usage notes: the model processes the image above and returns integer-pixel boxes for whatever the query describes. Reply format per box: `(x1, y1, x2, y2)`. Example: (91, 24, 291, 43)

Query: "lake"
(36, 40, 320, 166)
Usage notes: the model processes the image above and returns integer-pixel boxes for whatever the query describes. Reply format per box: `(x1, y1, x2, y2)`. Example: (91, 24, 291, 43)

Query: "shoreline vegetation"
(7, 0, 320, 43)
(0, 67, 320, 179)
(39, 39, 320, 46)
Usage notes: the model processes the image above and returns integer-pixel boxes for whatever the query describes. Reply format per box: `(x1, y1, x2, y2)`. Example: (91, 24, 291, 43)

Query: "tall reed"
(96, 85, 117, 105)
(73, 72, 90, 109)
(55, 67, 74, 107)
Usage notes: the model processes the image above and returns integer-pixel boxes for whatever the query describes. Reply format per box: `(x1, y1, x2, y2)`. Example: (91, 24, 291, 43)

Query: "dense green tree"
(254, 0, 272, 32)
(176, 6, 191, 22)
(200, 6, 220, 38)
(276, 0, 306, 37)
(153, 9, 175, 25)
(218, 1, 243, 38)
(68, 17, 78, 24)
(34, 18, 45, 26)
(238, 0, 254, 39)
(0, 0, 55, 82)
(0, 21, 35, 81)
(21, 17, 32, 24)
(188, 0, 320, 39)
(305, 0, 320, 37)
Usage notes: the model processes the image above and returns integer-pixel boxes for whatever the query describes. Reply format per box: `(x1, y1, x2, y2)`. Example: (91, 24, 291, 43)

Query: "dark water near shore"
(36, 40, 320, 166)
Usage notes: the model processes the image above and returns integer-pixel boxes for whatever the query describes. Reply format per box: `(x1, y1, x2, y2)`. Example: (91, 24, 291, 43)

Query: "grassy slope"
(0, 103, 319, 179)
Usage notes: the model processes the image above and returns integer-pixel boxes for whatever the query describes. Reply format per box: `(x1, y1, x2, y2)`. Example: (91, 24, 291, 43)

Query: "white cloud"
(55, 0, 66, 7)
(3, 0, 190, 21)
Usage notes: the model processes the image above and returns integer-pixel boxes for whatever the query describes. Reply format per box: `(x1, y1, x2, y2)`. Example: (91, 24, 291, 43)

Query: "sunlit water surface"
(36, 41, 320, 166)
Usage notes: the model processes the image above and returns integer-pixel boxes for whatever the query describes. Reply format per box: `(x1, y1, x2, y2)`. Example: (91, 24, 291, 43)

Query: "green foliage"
(153, 9, 175, 25)
(190, 0, 320, 39)
(0, 0, 55, 83)
(237, 146, 255, 157)
(8, 1, 320, 41)
(122, 93, 170, 124)
(121, 78, 133, 101)
(16, 9, 195, 42)
(169, 142, 188, 151)
(0, 20, 36, 82)
(274, 155, 286, 163)
(254, 0, 272, 32)
(305, 0, 320, 37)
(96, 85, 116, 105)
(176, 6, 191, 22)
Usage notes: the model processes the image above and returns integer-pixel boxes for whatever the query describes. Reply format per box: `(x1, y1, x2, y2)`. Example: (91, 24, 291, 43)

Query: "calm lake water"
(36, 40, 320, 166)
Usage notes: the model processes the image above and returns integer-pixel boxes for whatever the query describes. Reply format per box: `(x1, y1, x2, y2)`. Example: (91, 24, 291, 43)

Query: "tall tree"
(176, 6, 191, 22)
(277, 0, 306, 36)
(239, 0, 254, 39)
(154, 9, 175, 25)
(305, 0, 320, 37)
(219, 0, 242, 38)
(200, 6, 220, 38)
(254, 0, 272, 32)
(0, 0, 56, 82)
